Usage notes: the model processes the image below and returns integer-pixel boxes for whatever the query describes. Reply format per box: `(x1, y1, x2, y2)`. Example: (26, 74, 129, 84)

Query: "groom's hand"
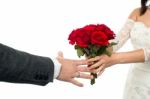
(56, 52, 92, 87)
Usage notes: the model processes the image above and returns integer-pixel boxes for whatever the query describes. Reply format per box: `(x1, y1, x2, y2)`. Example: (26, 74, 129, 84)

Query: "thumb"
(56, 51, 64, 63)
(58, 51, 64, 58)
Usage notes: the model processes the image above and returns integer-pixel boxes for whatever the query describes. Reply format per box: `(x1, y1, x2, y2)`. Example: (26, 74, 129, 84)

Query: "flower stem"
(90, 73, 97, 85)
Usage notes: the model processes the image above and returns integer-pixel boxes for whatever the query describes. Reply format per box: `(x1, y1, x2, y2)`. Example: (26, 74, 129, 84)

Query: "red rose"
(68, 30, 77, 45)
(104, 27, 115, 40)
(96, 24, 105, 31)
(68, 28, 90, 48)
(91, 31, 109, 46)
(83, 24, 96, 32)
(96, 24, 115, 40)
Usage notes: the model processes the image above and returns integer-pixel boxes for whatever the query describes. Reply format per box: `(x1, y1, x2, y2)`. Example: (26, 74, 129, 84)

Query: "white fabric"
(113, 19, 150, 62)
(113, 19, 150, 99)
(112, 19, 134, 52)
(52, 58, 61, 79)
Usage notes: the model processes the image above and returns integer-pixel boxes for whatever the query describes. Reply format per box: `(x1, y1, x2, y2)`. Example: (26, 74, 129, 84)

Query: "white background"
(0, 0, 140, 99)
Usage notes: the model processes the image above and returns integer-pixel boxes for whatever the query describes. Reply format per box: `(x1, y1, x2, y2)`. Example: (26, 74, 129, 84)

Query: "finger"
(87, 62, 94, 67)
(93, 64, 105, 73)
(70, 79, 83, 87)
(79, 73, 93, 79)
(73, 60, 88, 66)
(77, 66, 90, 72)
(98, 69, 105, 76)
(56, 51, 64, 63)
(87, 56, 101, 63)
(57, 51, 64, 58)
(88, 60, 103, 70)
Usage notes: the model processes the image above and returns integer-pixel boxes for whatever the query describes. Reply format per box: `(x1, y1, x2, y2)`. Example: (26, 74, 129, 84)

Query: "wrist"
(111, 53, 120, 65)
(113, 52, 128, 64)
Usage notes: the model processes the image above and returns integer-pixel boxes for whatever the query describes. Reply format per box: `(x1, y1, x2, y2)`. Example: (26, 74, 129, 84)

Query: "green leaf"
(97, 46, 107, 55)
(108, 42, 117, 47)
(88, 45, 99, 57)
(75, 44, 80, 49)
(76, 48, 84, 58)
(104, 50, 112, 57)
(92, 45, 99, 53)
(83, 48, 90, 56)
(91, 53, 97, 58)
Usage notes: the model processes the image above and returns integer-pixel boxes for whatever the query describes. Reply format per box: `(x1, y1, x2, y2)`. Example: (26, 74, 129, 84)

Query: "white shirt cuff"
(52, 58, 61, 79)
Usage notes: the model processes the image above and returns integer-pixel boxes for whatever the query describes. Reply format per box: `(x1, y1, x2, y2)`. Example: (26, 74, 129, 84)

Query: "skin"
(56, 52, 93, 87)
(87, 8, 150, 76)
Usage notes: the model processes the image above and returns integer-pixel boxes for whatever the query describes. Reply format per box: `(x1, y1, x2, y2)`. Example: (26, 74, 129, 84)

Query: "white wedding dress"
(113, 19, 150, 99)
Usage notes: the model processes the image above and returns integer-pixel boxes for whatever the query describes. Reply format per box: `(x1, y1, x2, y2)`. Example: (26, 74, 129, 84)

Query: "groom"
(0, 43, 92, 87)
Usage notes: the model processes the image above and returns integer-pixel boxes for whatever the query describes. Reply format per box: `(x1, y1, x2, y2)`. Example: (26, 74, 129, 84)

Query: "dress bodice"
(112, 19, 150, 64)
(130, 21, 150, 50)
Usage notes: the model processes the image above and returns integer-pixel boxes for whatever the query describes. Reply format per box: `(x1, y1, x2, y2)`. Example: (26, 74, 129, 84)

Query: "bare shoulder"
(128, 8, 140, 21)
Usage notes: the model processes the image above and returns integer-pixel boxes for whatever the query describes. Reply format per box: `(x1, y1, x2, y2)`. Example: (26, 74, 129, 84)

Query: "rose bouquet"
(68, 24, 116, 85)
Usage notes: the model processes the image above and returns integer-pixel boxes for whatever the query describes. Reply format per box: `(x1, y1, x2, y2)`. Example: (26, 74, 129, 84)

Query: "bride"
(88, 0, 150, 98)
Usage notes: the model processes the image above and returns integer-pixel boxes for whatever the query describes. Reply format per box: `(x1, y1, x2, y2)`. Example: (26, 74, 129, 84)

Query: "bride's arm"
(88, 48, 150, 73)
(113, 48, 150, 64)
(108, 8, 147, 64)
(111, 8, 139, 52)
(111, 19, 134, 52)
(107, 49, 145, 65)
(104, 18, 136, 65)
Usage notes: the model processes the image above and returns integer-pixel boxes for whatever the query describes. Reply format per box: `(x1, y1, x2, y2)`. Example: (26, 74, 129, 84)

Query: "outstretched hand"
(56, 51, 93, 87)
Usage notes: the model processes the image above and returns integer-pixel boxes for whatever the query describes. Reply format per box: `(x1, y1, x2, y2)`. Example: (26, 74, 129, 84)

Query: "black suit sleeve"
(0, 43, 54, 86)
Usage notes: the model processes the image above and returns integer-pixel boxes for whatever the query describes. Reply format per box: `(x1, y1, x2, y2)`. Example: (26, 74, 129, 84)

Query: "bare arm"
(114, 49, 144, 64)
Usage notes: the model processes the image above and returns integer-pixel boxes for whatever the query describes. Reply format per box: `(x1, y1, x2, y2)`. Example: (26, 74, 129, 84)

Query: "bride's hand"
(87, 54, 116, 76)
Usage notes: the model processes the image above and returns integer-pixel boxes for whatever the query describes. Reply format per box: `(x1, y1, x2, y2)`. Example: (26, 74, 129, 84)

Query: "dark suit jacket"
(0, 43, 54, 86)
